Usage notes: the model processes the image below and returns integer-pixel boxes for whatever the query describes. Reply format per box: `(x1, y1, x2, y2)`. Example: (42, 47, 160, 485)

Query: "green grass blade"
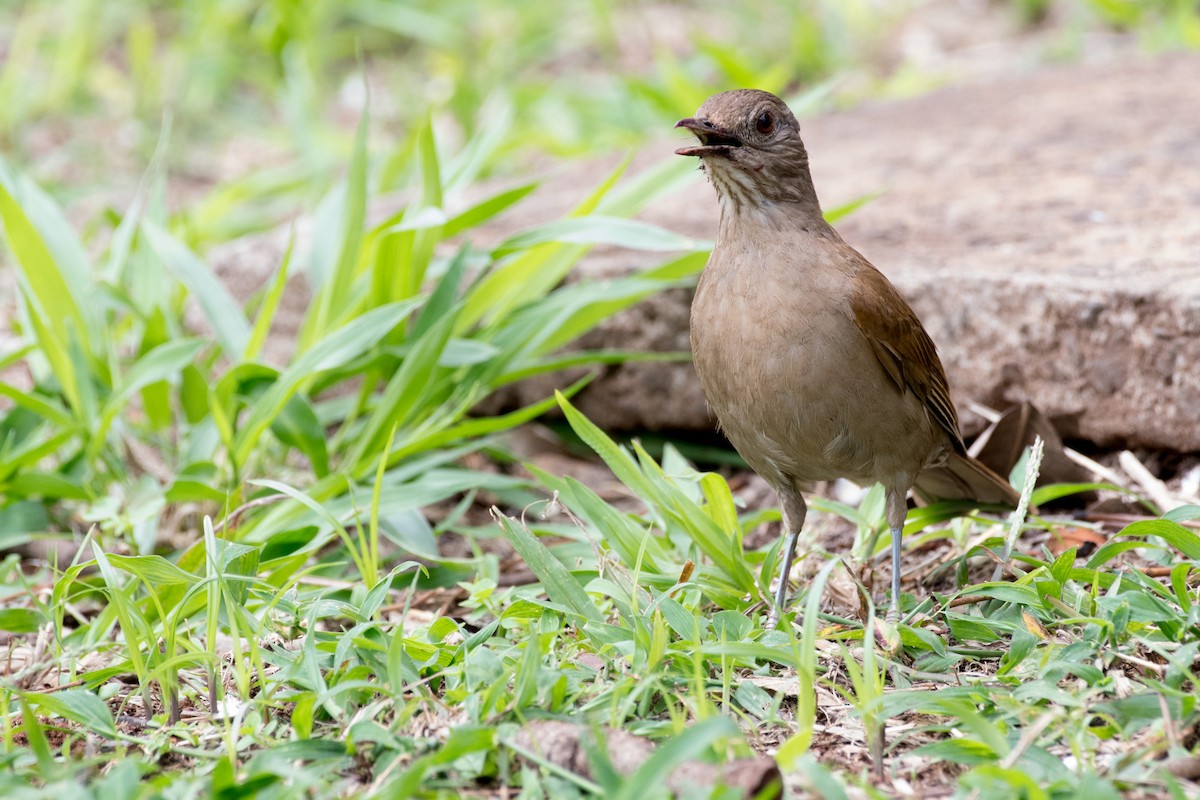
(25, 690, 119, 739)
(243, 230, 295, 363)
(233, 299, 420, 468)
(304, 109, 369, 344)
(1087, 519, 1200, 566)
(495, 511, 603, 623)
(490, 215, 706, 259)
(87, 337, 205, 461)
(141, 221, 251, 359)
(442, 182, 538, 238)
(0, 157, 101, 345)
(348, 308, 457, 472)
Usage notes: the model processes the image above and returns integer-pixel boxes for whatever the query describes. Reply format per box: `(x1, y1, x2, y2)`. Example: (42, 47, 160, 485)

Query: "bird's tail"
(913, 451, 1021, 506)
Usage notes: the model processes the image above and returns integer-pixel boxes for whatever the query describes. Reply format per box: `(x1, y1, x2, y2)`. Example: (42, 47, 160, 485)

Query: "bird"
(676, 89, 1020, 628)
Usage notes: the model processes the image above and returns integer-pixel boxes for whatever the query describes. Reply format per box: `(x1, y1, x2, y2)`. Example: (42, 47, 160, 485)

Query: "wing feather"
(849, 266, 964, 451)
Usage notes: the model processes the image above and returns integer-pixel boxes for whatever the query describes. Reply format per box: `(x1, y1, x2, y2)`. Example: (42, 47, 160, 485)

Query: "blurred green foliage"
(3, 0, 1196, 233)
(0, 1, 902, 170)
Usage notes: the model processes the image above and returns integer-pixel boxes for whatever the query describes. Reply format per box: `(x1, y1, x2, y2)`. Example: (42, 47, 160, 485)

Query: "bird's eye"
(755, 110, 775, 135)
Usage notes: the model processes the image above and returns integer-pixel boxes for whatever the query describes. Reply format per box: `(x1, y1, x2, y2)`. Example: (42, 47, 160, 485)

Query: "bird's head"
(676, 89, 816, 212)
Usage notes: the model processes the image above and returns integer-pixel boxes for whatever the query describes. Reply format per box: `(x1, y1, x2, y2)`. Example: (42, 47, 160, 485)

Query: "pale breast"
(690, 227, 948, 492)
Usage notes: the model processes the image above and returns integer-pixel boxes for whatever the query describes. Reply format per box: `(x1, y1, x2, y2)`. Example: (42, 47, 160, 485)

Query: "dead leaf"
(973, 401, 1094, 506)
(1049, 526, 1106, 557)
(1022, 610, 1050, 640)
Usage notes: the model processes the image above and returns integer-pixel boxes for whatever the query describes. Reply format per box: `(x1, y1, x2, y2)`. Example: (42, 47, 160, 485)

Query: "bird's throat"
(706, 161, 828, 234)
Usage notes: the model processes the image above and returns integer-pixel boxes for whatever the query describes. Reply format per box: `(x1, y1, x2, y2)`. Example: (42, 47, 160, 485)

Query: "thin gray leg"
(883, 485, 909, 626)
(888, 525, 903, 624)
(766, 530, 799, 629)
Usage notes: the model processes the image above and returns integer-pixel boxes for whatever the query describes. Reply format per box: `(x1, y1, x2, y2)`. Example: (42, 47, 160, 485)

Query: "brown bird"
(677, 89, 1019, 627)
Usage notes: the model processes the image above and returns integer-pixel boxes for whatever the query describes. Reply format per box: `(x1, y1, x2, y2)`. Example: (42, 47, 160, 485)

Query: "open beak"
(675, 117, 742, 157)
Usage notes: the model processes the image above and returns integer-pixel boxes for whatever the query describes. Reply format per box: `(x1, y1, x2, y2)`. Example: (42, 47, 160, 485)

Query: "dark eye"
(755, 110, 775, 135)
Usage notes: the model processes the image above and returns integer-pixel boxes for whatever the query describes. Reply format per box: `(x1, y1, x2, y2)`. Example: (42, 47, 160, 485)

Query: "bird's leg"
(766, 531, 799, 629)
(766, 493, 807, 629)
(889, 524, 903, 624)
(883, 486, 909, 625)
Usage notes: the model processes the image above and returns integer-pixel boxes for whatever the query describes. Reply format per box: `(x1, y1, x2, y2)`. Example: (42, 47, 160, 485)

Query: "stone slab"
(505, 53, 1200, 451)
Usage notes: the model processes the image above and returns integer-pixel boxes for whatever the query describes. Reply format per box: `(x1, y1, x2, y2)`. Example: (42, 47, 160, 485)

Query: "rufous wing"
(848, 264, 963, 450)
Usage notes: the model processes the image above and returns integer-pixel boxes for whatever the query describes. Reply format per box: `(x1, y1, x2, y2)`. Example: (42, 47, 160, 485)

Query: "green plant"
(1, 103, 710, 547)
(5, 3, 1200, 796)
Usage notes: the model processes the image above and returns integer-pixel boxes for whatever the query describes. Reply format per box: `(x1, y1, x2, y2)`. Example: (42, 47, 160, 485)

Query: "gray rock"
(504, 53, 1200, 451)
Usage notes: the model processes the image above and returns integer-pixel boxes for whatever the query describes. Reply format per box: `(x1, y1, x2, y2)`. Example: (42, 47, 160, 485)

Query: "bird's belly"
(691, 298, 937, 489)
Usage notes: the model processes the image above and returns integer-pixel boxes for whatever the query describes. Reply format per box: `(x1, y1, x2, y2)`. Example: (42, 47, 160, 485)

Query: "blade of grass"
(142, 221, 251, 359)
(494, 509, 603, 624)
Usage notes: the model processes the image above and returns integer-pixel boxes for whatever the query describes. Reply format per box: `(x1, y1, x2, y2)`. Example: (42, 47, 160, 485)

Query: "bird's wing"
(848, 264, 964, 450)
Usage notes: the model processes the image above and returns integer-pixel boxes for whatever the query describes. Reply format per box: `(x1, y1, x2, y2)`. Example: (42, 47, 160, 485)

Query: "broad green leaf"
(0, 608, 45, 633)
(945, 615, 1006, 643)
(376, 508, 438, 560)
(910, 738, 1000, 764)
(1164, 504, 1200, 523)
(1087, 519, 1200, 567)
(438, 338, 499, 367)
(0, 501, 49, 542)
(0, 427, 76, 482)
(956, 582, 1042, 606)
(180, 363, 210, 424)
(115, 337, 205, 404)
(165, 479, 228, 504)
(1171, 563, 1193, 613)
(5, 471, 89, 501)
(700, 472, 740, 536)
(105, 554, 199, 586)
(137, 307, 173, 430)
(206, 535, 261, 607)
(1031, 482, 1124, 506)
(27, 690, 118, 739)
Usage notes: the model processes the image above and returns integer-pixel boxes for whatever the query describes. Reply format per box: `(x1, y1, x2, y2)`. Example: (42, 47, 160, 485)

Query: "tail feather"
(914, 451, 1021, 507)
